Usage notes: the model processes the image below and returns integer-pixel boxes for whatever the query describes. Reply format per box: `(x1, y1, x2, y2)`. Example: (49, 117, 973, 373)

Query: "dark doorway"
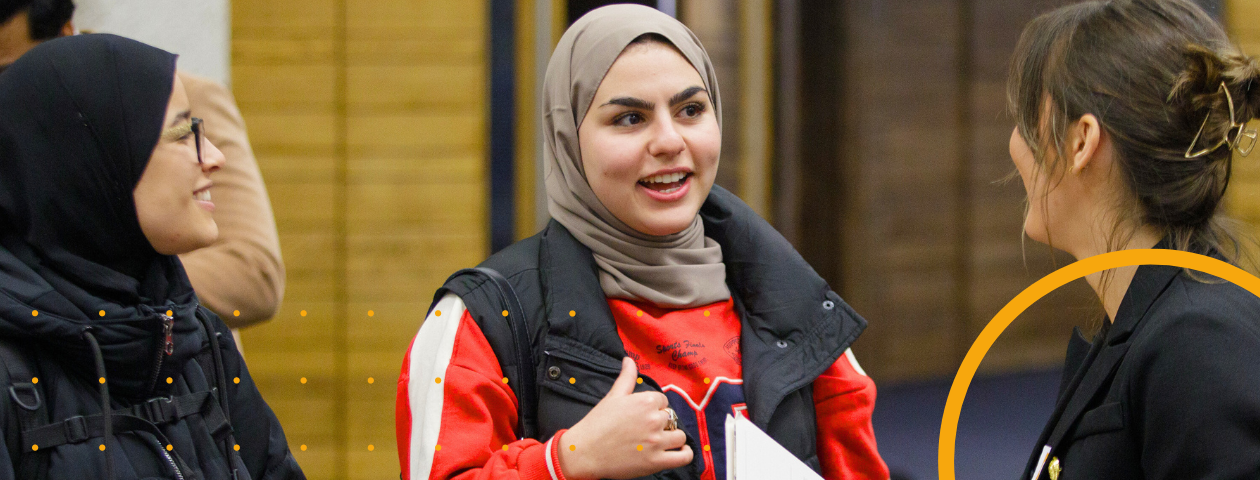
(569, 0, 658, 24)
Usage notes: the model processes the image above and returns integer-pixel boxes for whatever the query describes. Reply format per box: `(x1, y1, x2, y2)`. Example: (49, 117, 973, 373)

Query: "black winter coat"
(0, 265, 305, 480)
(438, 185, 869, 479)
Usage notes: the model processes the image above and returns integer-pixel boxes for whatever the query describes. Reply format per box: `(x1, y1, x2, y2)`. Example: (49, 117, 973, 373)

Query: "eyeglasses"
(1185, 82, 1257, 158)
(160, 117, 207, 164)
(191, 117, 205, 164)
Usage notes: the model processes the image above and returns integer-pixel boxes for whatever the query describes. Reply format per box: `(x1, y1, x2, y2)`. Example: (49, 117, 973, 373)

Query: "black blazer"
(1021, 261, 1260, 480)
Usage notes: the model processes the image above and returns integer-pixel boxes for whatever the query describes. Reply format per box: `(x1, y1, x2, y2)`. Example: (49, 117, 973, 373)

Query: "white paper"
(725, 414, 824, 480)
(1032, 445, 1052, 480)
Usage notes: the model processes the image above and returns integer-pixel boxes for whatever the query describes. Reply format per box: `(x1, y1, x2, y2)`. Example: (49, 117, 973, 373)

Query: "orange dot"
(166, 310, 173, 317)
(636, 377, 643, 384)
(367, 377, 375, 384)
(569, 377, 576, 384)
(300, 444, 307, 451)
(502, 310, 509, 317)
(300, 377, 307, 384)
(234, 444, 240, 452)
(30, 377, 37, 384)
(166, 444, 174, 451)
(368, 444, 375, 451)
(166, 377, 173, 384)
(98, 377, 105, 384)
(435, 377, 442, 384)
(435, 445, 442, 451)
(233, 310, 240, 317)
(636, 445, 643, 451)
(703, 377, 711, 384)
(300, 310, 308, 317)
(30, 310, 37, 317)
(30, 445, 37, 452)
(99, 444, 106, 451)
(502, 445, 509, 451)
(569, 310, 576, 317)
(703, 310, 710, 317)
(501, 377, 509, 384)
(435, 310, 442, 317)
(98, 310, 105, 317)
(233, 377, 240, 384)
(703, 444, 711, 452)
(569, 445, 576, 451)
(636, 310, 643, 317)
(367, 310, 375, 317)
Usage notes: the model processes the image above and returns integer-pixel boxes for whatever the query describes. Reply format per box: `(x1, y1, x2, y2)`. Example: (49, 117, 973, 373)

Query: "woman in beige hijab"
(397, 5, 888, 480)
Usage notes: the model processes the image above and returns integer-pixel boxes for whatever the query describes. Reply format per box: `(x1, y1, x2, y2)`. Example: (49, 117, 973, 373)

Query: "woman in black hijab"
(0, 34, 303, 479)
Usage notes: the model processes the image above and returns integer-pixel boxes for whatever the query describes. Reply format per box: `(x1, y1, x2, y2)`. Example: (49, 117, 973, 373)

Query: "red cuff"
(549, 429, 570, 480)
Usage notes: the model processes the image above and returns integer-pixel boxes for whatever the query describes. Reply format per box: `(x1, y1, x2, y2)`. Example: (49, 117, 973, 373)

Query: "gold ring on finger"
(663, 407, 678, 431)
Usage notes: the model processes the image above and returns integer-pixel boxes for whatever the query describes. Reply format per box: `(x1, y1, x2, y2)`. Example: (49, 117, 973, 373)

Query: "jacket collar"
(538, 220, 629, 366)
(538, 185, 868, 428)
(0, 244, 203, 401)
(1024, 260, 1180, 476)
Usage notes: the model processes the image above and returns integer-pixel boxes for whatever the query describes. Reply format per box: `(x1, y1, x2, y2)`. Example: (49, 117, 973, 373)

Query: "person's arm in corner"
(397, 293, 568, 480)
(177, 72, 285, 328)
(813, 348, 890, 480)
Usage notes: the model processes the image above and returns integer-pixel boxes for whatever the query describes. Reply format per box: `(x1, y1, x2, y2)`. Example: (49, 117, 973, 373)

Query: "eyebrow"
(669, 86, 707, 107)
(600, 85, 708, 110)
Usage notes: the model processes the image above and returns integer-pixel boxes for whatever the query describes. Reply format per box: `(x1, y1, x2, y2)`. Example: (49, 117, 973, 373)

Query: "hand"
(557, 357, 693, 480)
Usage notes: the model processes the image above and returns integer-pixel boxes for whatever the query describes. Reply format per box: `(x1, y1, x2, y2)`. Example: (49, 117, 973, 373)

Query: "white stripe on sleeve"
(407, 293, 467, 480)
(545, 436, 560, 480)
(844, 348, 868, 377)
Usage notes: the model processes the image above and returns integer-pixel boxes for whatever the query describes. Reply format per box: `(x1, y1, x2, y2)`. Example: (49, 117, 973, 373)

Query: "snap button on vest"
(547, 366, 562, 379)
(822, 300, 835, 310)
(776, 340, 789, 348)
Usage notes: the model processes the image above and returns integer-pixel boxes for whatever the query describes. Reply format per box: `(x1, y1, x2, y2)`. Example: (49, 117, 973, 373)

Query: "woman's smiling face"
(577, 40, 721, 237)
(134, 76, 225, 255)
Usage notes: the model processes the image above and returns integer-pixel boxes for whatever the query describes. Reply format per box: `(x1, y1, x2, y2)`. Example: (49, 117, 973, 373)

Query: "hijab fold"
(544, 5, 730, 308)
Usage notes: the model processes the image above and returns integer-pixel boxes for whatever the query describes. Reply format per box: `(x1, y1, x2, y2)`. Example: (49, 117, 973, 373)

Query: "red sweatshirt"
(397, 293, 888, 480)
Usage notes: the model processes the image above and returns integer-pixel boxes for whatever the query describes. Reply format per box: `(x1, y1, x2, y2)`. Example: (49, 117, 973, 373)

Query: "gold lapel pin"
(1048, 457, 1061, 480)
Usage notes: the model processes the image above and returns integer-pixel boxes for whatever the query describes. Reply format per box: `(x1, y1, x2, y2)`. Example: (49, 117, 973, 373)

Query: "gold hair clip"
(1185, 82, 1257, 158)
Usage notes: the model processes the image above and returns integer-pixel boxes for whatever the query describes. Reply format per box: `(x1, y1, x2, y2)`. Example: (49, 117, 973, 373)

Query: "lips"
(638, 171, 691, 194)
(194, 187, 214, 212)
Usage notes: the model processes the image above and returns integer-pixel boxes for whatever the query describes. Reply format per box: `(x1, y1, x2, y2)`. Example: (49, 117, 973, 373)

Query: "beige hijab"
(543, 4, 729, 308)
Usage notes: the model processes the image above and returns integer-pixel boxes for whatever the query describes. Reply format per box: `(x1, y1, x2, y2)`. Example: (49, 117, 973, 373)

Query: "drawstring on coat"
(81, 328, 116, 480)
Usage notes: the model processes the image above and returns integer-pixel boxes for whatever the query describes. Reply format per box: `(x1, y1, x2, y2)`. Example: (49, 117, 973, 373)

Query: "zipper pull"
(161, 314, 174, 355)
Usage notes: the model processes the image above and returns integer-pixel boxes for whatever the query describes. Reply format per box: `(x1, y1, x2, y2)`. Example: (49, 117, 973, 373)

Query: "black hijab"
(0, 34, 202, 400)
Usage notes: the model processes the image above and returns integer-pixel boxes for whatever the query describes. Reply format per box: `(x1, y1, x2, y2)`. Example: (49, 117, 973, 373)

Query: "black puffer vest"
(432, 186, 867, 479)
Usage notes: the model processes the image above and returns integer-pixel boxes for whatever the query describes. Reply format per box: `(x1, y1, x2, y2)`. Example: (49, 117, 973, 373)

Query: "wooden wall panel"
(1226, 0, 1260, 236)
(837, 0, 965, 381)
(964, 0, 1094, 375)
(342, 0, 485, 478)
(233, 0, 487, 477)
(826, 0, 1092, 383)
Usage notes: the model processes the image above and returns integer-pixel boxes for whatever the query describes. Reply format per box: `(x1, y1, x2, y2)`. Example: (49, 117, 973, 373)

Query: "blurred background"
(72, 0, 1260, 478)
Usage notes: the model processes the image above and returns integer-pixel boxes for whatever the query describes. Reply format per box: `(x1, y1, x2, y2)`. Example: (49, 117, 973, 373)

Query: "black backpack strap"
(22, 412, 177, 449)
(0, 339, 47, 479)
(128, 390, 231, 438)
(440, 267, 539, 439)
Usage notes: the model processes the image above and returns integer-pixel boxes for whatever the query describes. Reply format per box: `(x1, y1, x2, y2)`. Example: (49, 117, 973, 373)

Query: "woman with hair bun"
(1007, 0, 1260, 479)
